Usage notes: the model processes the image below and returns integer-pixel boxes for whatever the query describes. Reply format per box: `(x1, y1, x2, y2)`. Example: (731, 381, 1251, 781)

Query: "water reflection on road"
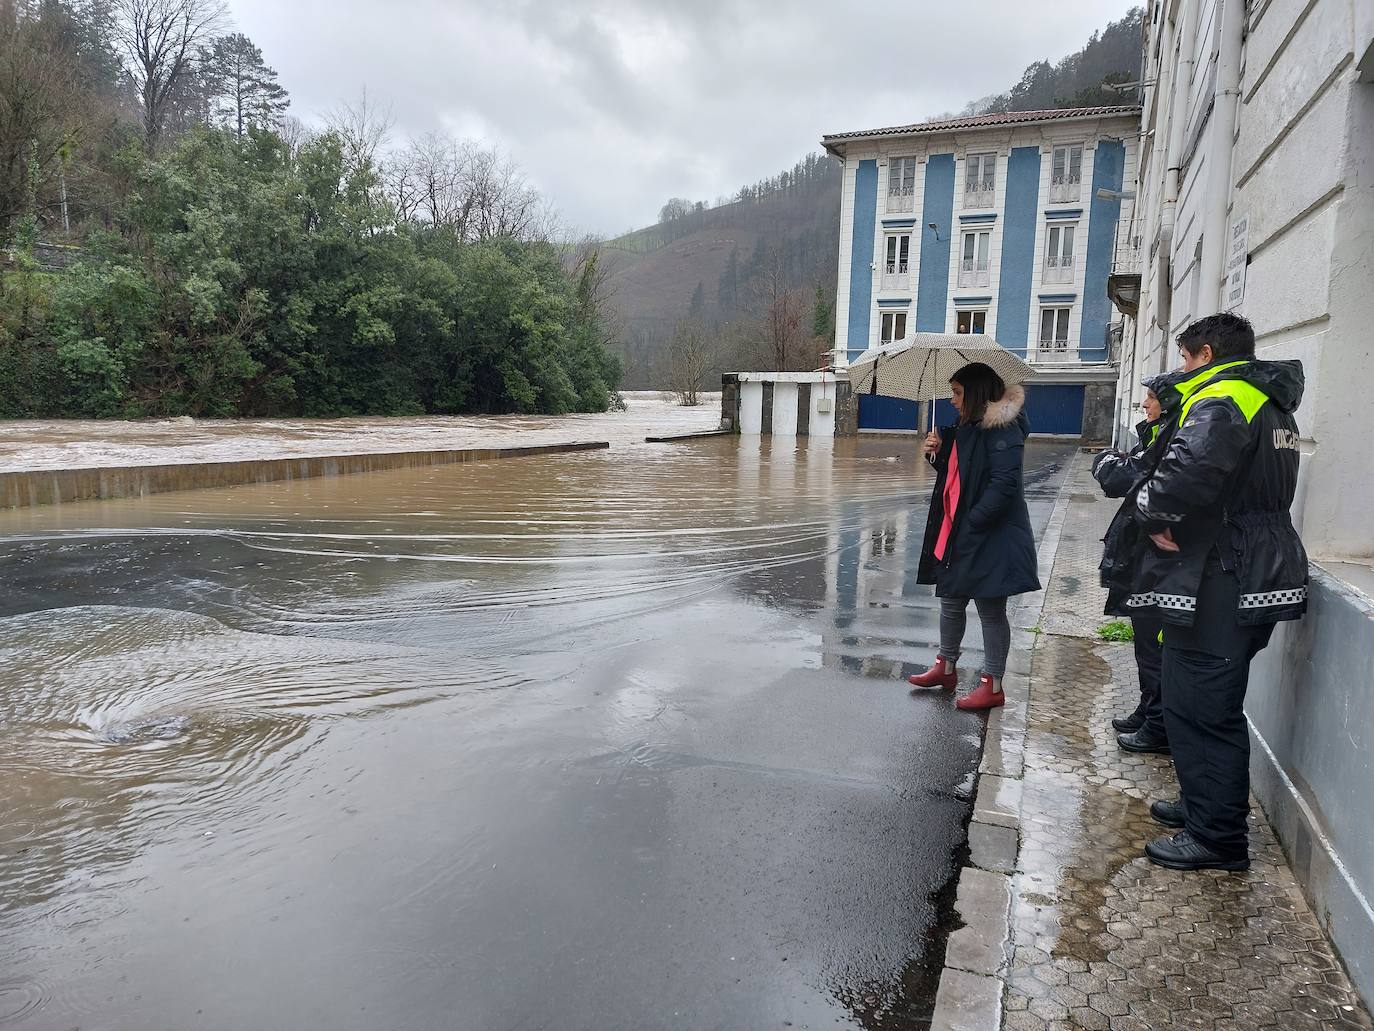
(0, 436, 1074, 1031)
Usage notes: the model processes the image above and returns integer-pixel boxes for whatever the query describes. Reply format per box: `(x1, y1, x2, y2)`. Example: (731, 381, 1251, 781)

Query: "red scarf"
(935, 440, 960, 561)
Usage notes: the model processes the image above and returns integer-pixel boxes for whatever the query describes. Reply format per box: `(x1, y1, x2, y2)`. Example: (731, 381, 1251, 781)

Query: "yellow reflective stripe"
(1174, 361, 1270, 425)
(1174, 360, 1249, 400)
(1180, 378, 1269, 424)
(1147, 423, 1160, 445)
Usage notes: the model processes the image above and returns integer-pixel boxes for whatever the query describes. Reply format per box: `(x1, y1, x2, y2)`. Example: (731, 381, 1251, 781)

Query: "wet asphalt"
(0, 436, 1075, 1030)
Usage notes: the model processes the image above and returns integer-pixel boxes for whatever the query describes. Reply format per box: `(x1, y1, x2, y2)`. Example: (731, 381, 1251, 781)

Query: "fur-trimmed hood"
(981, 384, 1026, 428)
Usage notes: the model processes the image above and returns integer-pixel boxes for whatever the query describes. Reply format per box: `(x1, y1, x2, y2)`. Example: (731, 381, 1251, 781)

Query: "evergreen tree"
(717, 247, 739, 312)
(203, 32, 288, 138)
(811, 282, 833, 343)
(688, 280, 705, 319)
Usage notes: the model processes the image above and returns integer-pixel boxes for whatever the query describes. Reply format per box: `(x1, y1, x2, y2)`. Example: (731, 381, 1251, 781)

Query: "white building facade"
(1115, 0, 1374, 996)
(823, 107, 1140, 436)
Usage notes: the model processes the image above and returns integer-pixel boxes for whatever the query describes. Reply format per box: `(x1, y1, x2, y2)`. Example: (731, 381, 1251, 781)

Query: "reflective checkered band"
(1239, 587, 1308, 609)
(1125, 592, 1197, 611)
(1135, 483, 1186, 523)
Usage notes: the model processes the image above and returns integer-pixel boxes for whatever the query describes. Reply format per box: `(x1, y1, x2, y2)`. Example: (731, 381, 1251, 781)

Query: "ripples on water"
(0, 438, 1074, 1031)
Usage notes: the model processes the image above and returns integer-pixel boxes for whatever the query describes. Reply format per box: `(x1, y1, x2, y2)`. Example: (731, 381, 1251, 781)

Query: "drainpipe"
(1198, 0, 1246, 312)
(1158, 0, 1198, 279)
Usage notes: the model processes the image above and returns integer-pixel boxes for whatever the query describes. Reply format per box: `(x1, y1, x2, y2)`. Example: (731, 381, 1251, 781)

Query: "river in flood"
(0, 392, 720, 472)
(0, 436, 1075, 1031)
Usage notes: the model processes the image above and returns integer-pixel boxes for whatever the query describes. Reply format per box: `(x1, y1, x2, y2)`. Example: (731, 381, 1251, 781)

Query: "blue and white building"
(822, 106, 1140, 436)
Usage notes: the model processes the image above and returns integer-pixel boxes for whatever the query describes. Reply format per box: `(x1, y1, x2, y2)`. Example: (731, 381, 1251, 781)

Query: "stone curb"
(930, 451, 1081, 1031)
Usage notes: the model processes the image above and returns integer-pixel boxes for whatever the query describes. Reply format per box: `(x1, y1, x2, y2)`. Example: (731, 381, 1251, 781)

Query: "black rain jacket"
(1091, 372, 1185, 615)
(918, 385, 1041, 600)
(1130, 358, 1309, 627)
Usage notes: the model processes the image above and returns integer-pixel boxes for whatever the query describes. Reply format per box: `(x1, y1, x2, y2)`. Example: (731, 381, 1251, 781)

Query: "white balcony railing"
(1036, 337, 1074, 360)
(882, 261, 909, 291)
(958, 258, 990, 288)
(1048, 174, 1081, 203)
(1111, 227, 1142, 276)
(1042, 257, 1074, 285)
(887, 187, 915, 213)
(964, 180, 994, 208)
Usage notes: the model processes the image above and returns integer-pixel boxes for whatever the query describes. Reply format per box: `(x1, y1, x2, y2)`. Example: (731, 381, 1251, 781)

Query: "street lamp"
(1096, 188, 1137, 201)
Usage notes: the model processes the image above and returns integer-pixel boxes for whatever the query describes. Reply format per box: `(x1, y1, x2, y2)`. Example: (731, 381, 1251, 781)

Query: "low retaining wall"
(720, 372, 851, 437)
(1248, 561, 1374, 999)
(0, 441, 610, 509)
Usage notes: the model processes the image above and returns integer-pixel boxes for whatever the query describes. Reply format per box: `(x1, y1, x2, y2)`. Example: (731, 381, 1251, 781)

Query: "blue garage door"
(930, 384, 1085, 436)
(1023, 385, 1085, 435)
(858, 393, 921, 431)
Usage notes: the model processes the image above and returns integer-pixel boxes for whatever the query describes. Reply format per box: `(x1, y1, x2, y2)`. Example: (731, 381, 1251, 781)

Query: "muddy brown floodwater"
(0, 392, 720, 472)
(0, 436, 1075, 1031)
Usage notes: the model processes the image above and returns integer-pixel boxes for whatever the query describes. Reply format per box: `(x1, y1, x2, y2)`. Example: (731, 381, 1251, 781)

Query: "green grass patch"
(1097, 620, 1134, 642)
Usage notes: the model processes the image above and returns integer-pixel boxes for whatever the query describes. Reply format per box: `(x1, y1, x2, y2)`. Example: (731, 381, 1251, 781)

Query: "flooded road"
(0, 437, 1075, 1030)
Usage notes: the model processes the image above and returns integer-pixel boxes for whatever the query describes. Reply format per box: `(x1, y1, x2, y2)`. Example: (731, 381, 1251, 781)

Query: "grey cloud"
(230, 0, 1132, 235)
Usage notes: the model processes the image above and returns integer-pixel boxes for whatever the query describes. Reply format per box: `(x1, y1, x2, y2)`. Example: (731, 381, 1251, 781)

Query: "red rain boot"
(909, 656, 958, 690)
(956, 674, 1005, 711)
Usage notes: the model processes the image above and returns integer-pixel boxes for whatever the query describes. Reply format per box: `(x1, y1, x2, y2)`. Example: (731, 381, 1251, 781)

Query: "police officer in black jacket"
(1091, 371, 1185, 752)
(1128, 313, 1308, 872)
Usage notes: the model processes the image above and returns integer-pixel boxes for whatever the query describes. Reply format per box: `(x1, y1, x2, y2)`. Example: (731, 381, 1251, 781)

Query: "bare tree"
(383, 132, 550, 243)
(668, 319, 715, 406)
(0, 7, 87, 232)
(465, 145, 541, 241)
(114, 0, 225, 150)
(326, 88, 394, 226)
(277, 114, 311, 159)
(750, 246, 808, 371)
(327, 87, 392, 177)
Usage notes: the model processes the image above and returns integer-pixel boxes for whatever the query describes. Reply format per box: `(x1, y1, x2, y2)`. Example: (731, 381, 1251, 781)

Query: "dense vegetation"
(956, 7, 1145, 118)
(0, 0, 621, 418)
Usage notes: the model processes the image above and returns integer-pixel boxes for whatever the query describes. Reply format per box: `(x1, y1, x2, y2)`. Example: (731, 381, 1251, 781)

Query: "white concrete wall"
(809, 378, 838, 438)
(739, 382, 764, 435)
(1123, 0, 1374, 995)
(1125, 0, 1373, 559)
(771, 382, 800, 436)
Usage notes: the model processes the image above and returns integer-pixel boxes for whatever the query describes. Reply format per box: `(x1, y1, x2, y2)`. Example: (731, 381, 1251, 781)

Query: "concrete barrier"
(0, 441, 611, 510)
(723, 372, 850, 437)
(1248, 560, 1374, 999)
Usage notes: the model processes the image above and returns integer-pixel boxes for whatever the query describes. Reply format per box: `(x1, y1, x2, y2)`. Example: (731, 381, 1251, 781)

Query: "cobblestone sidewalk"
(984, 454, 1371, 1030)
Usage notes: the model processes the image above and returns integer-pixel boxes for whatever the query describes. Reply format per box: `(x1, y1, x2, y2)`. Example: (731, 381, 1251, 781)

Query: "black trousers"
(1160, 566, 1273, 856)
(1130, 615, 1165, 737)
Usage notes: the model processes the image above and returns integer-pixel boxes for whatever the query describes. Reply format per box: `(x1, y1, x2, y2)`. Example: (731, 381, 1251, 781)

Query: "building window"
(1049, 144, 1083, 202)
(956, 309, 988, 334)
(887, 157, 916, 213)
(883, 232, 911, 288)
(1043, 223, 1076, 285)
(959, 230, 991, 288)
(964, 152, 996, 208)
(1039, 306, 1073, 357)
(880, 310, 907, 344)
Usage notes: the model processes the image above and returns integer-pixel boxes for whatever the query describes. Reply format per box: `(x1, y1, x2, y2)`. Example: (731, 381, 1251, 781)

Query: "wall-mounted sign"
(1225, 215, 1248, 310)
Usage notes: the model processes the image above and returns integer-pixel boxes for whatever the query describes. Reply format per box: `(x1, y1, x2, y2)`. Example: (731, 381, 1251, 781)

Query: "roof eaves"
(821, 106, 1142, 150)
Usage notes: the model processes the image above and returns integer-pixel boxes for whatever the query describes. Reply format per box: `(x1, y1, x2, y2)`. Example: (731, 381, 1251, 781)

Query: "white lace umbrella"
(847, 333, 1033, 404)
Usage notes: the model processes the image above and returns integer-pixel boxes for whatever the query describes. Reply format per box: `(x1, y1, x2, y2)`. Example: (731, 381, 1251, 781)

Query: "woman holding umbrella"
(907, 362, 1041, 710)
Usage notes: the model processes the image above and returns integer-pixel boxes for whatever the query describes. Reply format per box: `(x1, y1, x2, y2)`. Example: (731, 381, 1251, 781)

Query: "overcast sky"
(229, 0, 1134, 237)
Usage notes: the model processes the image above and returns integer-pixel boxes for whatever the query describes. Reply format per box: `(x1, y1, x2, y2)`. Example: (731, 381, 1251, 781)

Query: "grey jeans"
(939, 596, 1011, 679)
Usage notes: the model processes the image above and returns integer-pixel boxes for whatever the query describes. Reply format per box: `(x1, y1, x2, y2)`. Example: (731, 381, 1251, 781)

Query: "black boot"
(1111, 710, 1145, 733)
(1145, 830, 1248, 871)
(1150, 797, 1185, 828)
(1117, 727, 1170, 754)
